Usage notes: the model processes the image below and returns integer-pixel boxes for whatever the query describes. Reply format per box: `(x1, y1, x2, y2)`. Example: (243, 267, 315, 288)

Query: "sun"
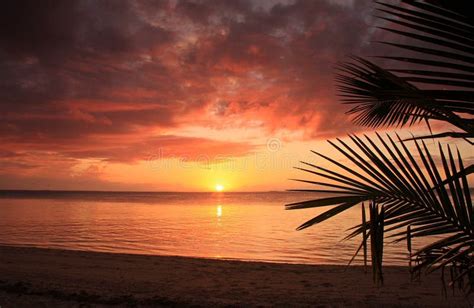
(215, 184, 224, 192)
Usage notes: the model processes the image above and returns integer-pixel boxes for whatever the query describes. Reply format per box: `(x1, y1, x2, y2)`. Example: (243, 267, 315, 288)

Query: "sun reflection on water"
(0, 193, 438, 265)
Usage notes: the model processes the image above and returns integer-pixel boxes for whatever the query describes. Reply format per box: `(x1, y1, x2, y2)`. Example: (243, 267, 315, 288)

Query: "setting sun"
(215, 184, 224, 192)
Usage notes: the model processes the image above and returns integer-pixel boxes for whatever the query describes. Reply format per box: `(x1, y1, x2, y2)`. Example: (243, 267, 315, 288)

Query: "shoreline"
(0, 245, 468, 307)
(0, 243, 374, 267)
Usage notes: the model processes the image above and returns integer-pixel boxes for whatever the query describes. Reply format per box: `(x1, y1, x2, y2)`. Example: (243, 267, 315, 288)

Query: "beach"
(0, 245, 468, 307)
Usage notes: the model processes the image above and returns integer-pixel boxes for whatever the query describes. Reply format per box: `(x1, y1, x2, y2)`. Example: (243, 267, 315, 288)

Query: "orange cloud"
(0, 0, 379, 190)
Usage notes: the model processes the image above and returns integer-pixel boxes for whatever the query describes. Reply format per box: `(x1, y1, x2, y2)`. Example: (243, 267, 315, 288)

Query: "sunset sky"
(0, 0, 468, 192)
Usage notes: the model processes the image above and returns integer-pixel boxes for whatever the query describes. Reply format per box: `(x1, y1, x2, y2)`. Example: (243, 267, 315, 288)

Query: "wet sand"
(0, 245, 469, 307)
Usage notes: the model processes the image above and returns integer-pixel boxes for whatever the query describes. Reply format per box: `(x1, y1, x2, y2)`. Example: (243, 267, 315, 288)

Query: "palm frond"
(286, 134, 473, 287)
(335, 0, 474, 138)
(287, 134, 472, 232)
(289, 0, 474, 293)
(336, 57, 474, 136)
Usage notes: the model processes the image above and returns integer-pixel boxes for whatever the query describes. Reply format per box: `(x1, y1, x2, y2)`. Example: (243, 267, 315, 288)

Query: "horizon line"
(0, 189, 295, 194)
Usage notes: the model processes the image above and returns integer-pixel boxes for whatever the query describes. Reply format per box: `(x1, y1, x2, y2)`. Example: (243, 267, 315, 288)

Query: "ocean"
(0, 190, 419, 265)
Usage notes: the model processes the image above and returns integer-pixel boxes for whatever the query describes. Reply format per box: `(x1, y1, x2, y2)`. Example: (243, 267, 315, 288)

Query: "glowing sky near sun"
(0, 0, 470, 191)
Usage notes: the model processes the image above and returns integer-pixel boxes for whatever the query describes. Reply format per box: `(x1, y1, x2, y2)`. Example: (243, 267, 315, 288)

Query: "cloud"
(63, 135, 258, 163)
(0, 0, 378, 188)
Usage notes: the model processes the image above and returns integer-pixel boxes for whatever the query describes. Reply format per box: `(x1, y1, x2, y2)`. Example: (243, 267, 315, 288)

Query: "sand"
(0, 245, 469, 307)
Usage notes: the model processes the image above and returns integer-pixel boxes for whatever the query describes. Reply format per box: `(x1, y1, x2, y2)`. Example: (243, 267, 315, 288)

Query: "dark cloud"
(0, 0, 379, 184)
(0, 0, 173, 61)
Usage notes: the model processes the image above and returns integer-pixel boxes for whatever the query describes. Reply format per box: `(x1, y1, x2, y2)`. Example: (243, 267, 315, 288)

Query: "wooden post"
(407, 225, 412, 275)
(370, 200, 384, 286)
(362, 202, 367, 273)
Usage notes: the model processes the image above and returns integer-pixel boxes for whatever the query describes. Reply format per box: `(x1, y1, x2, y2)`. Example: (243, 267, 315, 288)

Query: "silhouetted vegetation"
(288, 0, 473, 293)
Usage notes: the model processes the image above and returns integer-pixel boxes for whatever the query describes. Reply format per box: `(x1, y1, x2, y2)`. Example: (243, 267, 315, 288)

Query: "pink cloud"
(0, 0, 380, 188)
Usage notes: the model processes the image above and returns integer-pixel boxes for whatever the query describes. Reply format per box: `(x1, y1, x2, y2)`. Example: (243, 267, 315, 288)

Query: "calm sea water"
(0, 191, 421, 265)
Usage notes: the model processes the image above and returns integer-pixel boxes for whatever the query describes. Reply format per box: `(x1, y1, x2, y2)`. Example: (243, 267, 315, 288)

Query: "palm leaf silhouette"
(287, 134, 473, 288)
(336, 0, 474, 140)
(288, 0, 473, 293)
